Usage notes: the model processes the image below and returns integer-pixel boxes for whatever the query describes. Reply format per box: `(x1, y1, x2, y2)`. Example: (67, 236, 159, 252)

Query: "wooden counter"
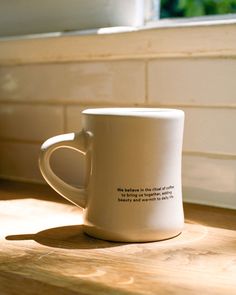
(0, 180, 236, 295)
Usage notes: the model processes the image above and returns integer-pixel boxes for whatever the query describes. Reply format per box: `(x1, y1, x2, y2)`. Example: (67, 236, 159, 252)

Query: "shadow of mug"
(6, 225, 125, 250)
(5, 221, 209, 250)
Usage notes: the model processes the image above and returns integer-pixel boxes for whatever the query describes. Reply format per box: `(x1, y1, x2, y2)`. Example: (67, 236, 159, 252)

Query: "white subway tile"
(66, 105, 113, 132)
(66, 104, 145, 132)
(183, 107, 236, 154)
(50, 148, 86, 187)
(0, 141, 87, 187)
(0, 142, 43, 182)
(182, 154, 236, 209)
(0, 61, 145, 104)
(148, 59, 236, 105)
(66, 106, 92, 132)
(67, 105, 236, 155)
(0, 104, 64, 141)
(1, 142, 236, 209)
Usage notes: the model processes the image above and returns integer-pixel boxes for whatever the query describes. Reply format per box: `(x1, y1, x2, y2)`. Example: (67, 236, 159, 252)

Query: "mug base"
(83, 224, 182, 243)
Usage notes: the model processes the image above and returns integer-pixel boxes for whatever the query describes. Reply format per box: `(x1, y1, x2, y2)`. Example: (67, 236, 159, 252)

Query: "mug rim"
(82, 108, 184, 118)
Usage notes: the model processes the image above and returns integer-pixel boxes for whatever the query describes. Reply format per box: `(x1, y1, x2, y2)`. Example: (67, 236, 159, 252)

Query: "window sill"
(0, 16, 236, 65)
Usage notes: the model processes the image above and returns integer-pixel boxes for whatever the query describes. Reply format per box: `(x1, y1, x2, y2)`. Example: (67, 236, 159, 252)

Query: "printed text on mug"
(117, 185, 174, 203)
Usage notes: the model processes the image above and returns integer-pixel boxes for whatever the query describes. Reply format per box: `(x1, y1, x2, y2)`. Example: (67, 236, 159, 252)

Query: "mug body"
(82, 108, 185, 242)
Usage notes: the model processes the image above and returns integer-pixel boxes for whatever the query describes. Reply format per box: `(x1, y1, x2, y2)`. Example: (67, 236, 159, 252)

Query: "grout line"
(0, 174, 45, 185)
(144, 60, 149, 104)
(63, 105, 67, 133)
(145, 103, 236, 110)
(183, 150, 236, 160)
(0, 100, 149, 107)
(0, 138, 42, 145)
(0, 100, 65, 106)
(1, 53, 236, 67)
(0, 58, 148, 67)
(1, 100, 236, 109)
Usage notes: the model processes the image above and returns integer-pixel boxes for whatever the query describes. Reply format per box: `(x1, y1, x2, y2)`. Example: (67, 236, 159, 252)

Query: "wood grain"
(0, 180, 236, 295)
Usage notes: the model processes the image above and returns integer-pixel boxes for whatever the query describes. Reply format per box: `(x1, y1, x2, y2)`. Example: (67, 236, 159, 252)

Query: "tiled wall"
(0, 58, 236, 208)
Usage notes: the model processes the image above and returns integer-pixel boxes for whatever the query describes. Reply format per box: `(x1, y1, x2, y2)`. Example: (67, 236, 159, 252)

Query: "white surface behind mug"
(39, 108, 185, 242)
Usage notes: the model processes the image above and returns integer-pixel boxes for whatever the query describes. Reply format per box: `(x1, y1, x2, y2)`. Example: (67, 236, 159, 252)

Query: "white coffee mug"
(39, 108, 185, 242)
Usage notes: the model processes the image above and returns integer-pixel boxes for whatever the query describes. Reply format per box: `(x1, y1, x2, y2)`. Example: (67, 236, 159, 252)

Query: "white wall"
(0, 24, 236, 209)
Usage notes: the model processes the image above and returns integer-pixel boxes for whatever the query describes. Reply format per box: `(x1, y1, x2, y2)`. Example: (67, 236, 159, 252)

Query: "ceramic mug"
(39, 108, 185, 242)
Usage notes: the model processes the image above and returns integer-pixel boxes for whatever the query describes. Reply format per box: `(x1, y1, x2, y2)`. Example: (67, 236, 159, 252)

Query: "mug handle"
(39, 131, 92, 209)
